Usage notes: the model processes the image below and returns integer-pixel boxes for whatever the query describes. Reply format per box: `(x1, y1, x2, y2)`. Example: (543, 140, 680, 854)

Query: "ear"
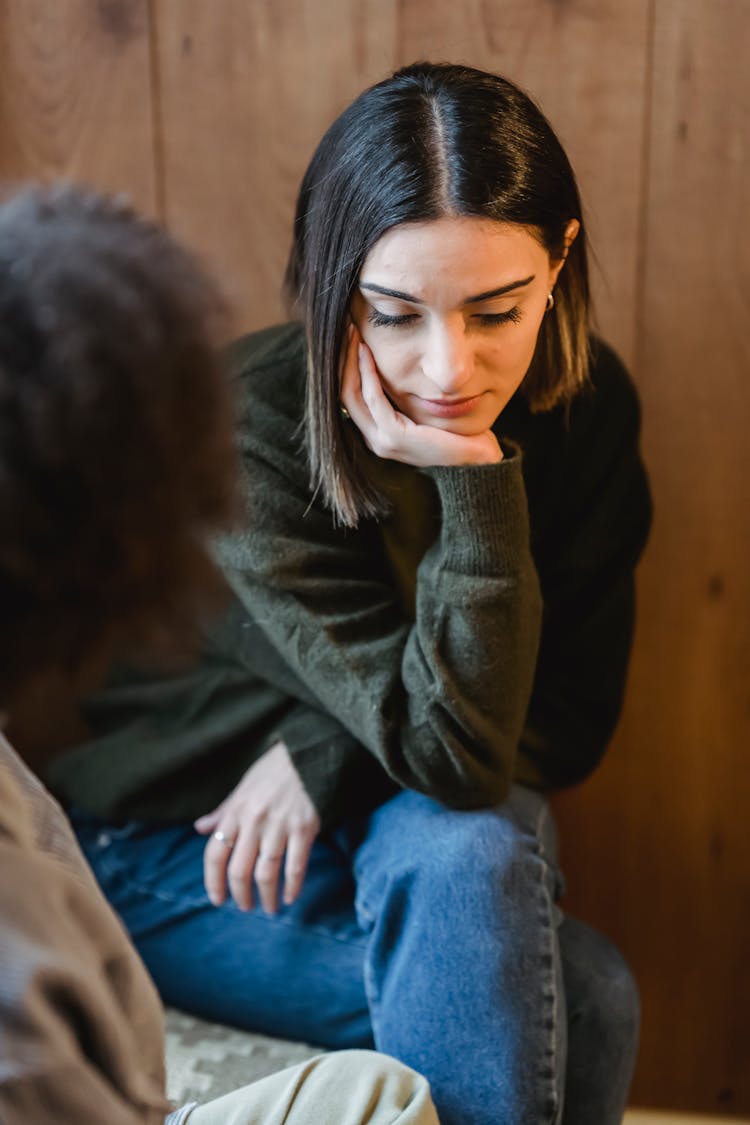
(562, 218, 580, 257)
(548, 218, 580, 287)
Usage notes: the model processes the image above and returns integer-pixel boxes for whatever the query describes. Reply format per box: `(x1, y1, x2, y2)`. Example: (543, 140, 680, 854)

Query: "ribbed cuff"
(424, 445, 531, 575)
(165, 1102, 198, 1125)
(284, 726, 397, 832)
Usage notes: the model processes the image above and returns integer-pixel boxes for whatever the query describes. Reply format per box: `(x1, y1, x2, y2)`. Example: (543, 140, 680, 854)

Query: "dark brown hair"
(0, 184, 238, 701)
(285, 62, 591, 527)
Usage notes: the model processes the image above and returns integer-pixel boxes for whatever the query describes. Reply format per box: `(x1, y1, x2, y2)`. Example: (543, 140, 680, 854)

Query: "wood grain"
(151, 0, 400, 331)
(554, 0, 750, 1113)
(0, 0, 156, 210)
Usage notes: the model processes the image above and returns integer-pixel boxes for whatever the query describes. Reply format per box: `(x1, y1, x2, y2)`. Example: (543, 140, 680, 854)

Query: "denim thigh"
(345, 786, 567, 1125)
(73, 789, 637, 1125)
(71, 810, 373, 1048)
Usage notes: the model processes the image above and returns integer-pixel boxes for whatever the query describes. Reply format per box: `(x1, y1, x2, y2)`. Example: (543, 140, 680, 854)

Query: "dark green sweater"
(47, 324, 652, 831)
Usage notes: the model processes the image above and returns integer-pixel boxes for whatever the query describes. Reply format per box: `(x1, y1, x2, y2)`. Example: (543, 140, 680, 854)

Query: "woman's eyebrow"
(465, 276, 535, 303)
(359, 275, 536, 305)
(359, 282, 425, 303)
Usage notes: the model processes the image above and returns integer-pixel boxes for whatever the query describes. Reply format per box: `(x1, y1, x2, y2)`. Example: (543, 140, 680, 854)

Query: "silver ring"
(212, 830, 235, 847)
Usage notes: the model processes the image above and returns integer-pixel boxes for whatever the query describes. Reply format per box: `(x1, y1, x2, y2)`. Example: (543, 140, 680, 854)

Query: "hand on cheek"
(340, 325, 503, 469)
(340, 323, 376, 427)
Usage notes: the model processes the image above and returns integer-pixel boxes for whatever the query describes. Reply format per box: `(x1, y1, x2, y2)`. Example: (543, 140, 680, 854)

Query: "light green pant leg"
(183, 1050, 439, 1125)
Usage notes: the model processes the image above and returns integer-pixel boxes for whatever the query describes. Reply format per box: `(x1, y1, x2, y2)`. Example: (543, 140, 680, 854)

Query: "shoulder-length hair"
(285, 62, 591, 527)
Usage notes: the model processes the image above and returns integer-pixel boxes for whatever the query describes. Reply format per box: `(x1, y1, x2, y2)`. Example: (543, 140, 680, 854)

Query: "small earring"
(546, 291, 555, 312)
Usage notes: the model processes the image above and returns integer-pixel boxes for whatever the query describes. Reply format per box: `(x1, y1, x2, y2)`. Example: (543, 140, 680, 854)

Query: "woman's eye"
(475, 307, 523, 327)
(367, 309, 418, 328)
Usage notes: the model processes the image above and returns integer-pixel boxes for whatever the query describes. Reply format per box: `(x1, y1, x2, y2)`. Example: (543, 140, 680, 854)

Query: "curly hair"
(0, 184, 238, 702)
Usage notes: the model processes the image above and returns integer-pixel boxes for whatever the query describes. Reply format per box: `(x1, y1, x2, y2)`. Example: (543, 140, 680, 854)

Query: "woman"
(0, 184, 437, 1125)
(53, 64, 651, 1125)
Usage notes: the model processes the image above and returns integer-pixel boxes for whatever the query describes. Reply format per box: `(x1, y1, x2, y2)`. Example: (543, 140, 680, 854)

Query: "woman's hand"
(340, 325, 502, 467)
(194, 740, 320, 914)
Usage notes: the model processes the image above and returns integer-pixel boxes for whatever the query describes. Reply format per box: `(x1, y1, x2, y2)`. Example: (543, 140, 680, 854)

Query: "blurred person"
(0, 183, 438, 1125)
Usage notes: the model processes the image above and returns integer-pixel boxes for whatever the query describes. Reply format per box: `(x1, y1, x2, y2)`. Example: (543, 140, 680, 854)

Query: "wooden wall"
(1, 0, 748, 1115)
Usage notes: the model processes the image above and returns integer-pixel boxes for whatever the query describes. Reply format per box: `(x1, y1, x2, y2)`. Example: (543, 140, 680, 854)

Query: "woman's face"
(350, 215, 576, 433)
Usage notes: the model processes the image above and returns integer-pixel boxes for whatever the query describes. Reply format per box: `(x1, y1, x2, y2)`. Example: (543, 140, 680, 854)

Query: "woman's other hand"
(194, 740, 321, 914)
(341, 325, 503, 468)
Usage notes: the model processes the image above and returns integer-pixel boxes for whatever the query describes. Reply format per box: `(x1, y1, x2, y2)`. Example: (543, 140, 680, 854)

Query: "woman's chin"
(413, 412, 491, 436)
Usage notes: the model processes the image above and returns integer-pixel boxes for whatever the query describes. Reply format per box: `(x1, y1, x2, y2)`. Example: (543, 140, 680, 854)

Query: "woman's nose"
(422, 321, 473, 394)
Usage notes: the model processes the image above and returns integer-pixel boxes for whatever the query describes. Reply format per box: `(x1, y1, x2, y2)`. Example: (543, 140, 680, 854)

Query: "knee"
(562, 920, 641, 1049)
(315, 1051, 439, 1123)
(600, 945, 640, 1048)
(403, 805, 542, 894)
(361, 792, 557, 927)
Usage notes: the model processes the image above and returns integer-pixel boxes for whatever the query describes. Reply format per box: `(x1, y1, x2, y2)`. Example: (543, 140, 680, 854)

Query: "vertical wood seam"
(634, 0, 658, 379)
(145, 0, 166, 220)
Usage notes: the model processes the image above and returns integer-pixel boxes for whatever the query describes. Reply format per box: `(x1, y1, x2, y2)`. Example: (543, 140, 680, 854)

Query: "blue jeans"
(72, 787, 638, 1125)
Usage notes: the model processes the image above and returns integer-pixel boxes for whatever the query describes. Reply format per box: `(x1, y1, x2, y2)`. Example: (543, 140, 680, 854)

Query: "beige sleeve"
(0, 752, 169, 1125)
(184, 1050, 439, 1125)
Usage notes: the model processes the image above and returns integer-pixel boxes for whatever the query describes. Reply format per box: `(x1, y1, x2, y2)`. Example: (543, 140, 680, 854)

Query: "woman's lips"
(415, 393, 484, 419)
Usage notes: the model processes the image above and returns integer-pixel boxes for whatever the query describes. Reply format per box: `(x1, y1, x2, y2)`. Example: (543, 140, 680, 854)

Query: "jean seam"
(530, 808, 563, 1125)
(361, 952, 382, 1050)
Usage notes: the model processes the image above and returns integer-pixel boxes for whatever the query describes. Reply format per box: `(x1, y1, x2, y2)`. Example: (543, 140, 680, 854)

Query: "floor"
(625, 1113, 750, 1124)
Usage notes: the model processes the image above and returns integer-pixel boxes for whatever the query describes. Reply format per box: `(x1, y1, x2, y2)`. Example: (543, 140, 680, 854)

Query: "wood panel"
(151, 0, 400, 332)
(153, 0, 647, 365)
(0, 0, 156, 210)
(555, 0, 750, 1114)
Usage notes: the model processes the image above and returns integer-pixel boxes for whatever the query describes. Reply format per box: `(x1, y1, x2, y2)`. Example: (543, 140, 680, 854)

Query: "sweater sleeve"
(193, 612, 397, 828)
(269, 700, 400, 828)
(217, 334, 543, 810)
(514, 340, 653, 787)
